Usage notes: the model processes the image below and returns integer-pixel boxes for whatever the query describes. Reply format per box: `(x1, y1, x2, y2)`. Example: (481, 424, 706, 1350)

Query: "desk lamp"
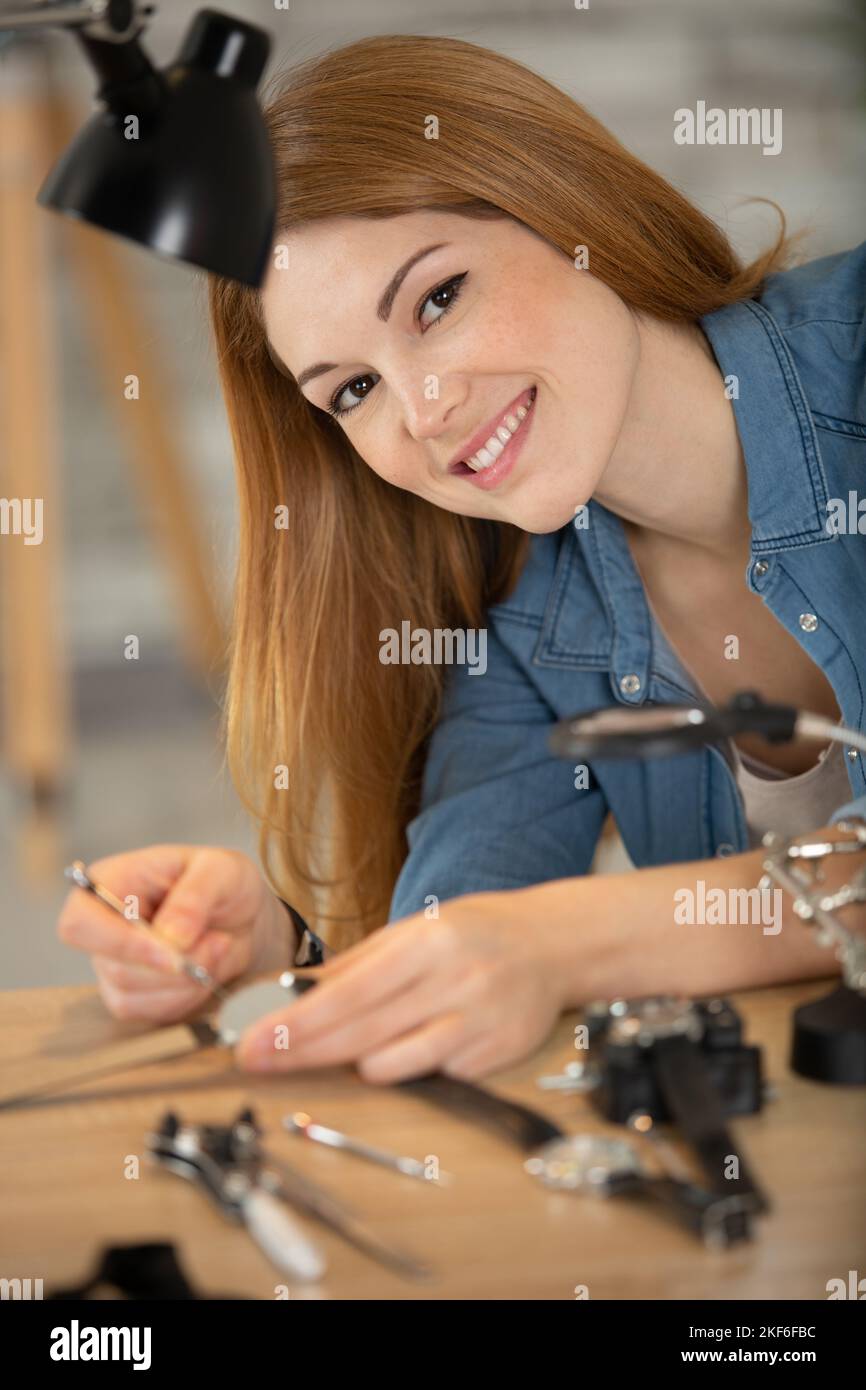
(0, 1, 275, 286)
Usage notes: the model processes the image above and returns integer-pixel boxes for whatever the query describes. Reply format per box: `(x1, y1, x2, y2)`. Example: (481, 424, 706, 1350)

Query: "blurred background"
(1, 0, 864, 987)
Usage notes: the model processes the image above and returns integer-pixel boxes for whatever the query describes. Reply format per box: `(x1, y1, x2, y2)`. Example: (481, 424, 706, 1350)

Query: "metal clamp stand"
(549, 690, 866, 1087)
(760, 817, 866, 1084)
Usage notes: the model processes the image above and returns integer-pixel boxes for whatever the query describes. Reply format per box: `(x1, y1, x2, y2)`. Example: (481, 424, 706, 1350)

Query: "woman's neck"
(592, 313, 753, 567)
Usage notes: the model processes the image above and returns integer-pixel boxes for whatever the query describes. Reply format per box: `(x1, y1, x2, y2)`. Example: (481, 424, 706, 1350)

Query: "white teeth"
(485, 437, 505, 461)
(467, 446, 495, 471)
(464, 392, 535, 472)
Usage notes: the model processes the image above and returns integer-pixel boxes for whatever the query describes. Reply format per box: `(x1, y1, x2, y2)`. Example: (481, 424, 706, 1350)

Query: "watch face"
(525, 1135, 640, 1191)
(606, 996, 701, 1046)
(216, 977, 302, 1045)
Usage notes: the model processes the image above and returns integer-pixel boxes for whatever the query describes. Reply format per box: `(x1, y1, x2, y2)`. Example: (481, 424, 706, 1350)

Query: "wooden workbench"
(0, 979, 863, 1300)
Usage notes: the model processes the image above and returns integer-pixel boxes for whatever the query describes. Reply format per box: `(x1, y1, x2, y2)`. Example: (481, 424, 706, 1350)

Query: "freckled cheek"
(477, 280, 561, 353)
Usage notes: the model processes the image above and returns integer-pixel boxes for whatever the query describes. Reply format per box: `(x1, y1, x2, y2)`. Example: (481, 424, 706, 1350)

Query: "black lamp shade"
(36, 10, 275, 287)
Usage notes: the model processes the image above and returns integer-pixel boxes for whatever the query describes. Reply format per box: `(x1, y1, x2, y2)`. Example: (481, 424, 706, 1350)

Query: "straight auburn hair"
(207, 34, 798, 949)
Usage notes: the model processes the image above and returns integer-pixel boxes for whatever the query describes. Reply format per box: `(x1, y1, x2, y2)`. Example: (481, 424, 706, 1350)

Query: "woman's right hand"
(57, 844, 293, 1024)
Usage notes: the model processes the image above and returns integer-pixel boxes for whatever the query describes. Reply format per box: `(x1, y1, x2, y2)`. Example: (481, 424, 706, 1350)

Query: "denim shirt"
(389, 241, 866, 923)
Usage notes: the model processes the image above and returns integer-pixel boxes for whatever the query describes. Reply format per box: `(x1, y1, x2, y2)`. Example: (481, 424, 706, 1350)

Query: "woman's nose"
(396, 377, 466, 443)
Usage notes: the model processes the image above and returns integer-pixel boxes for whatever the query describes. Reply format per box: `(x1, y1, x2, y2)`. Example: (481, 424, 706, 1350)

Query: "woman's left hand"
(234, 891, 569, 1083)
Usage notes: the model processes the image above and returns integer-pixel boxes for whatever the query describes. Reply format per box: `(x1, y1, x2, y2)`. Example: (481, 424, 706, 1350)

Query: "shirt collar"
(699, 296, 833, 553)
(543, 293, 834, 691)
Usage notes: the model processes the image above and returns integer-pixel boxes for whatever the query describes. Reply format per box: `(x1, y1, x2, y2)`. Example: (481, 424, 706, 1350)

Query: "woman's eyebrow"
(292, 241, 450, 391)
(376, 241, 448, 322)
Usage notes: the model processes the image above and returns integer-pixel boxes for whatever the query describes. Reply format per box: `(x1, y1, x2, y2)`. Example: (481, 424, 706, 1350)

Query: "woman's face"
(261, 210, 640, 533)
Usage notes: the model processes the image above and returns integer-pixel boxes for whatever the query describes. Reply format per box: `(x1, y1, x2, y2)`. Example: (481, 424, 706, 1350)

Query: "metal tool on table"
(148, 1108, 326, 1282)
(535, 994, 769, 1245)
(64, 860, 230, 1002)
(283, 1111, 452, 1186)
(148, 1107, 433, 1282)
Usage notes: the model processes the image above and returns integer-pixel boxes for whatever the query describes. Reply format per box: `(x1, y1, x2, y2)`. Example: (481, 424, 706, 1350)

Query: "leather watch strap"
(277, 899, 328, 966)
(401, 1072, 565, 1151)
(652, 1033, 768, 1212)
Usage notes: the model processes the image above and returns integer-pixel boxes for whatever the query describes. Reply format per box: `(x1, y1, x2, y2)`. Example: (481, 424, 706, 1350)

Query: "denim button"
(619, 673, 641, 696)
(799, 612, 818, 632)
(716, 842, 734, 856)
(848, 749, 859, 761)
(752, 559, 769, 578)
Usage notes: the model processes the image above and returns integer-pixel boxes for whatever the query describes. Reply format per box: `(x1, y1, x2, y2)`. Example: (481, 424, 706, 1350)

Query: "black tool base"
(791, 984, 866, 1085)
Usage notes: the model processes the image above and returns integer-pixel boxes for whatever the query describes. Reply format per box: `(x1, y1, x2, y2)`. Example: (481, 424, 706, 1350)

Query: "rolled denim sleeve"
(388, 621, 608, 922)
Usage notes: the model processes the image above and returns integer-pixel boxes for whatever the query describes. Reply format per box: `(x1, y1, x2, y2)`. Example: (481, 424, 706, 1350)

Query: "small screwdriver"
(64, 860, 230, 1003)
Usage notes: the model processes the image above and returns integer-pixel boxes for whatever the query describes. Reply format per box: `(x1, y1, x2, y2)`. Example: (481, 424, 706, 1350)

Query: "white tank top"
(727, 727, 852, 848)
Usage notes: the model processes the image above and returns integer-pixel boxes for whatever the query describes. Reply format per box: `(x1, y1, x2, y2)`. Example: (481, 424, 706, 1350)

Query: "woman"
(58, 35, 866, 1082)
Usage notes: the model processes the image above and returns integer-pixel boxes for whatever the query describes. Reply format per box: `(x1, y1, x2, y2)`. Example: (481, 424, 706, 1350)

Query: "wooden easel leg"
(44, 94, 228, 683)
(0, 64, 70, 884)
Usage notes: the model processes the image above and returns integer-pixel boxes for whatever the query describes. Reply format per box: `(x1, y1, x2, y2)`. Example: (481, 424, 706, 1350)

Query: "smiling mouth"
(450, 386, 537, 476)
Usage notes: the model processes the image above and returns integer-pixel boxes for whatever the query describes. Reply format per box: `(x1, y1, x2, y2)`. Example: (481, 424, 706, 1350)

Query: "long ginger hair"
(207, 34, 798, 948)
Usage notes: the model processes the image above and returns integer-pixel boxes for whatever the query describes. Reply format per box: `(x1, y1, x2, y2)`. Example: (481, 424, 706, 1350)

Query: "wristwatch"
(276, 899, 329, 966)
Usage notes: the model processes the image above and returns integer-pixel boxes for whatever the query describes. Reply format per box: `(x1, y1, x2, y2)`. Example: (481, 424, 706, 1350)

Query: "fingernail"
(156, 917, 200, 951)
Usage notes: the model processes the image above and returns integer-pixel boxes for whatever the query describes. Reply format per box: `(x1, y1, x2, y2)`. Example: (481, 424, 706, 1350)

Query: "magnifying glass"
(548, 689, 866, 761)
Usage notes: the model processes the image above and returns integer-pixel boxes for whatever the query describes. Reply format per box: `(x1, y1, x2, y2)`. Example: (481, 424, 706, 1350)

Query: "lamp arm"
(1, 2, 166, 118)
(0, 0, 151, 41)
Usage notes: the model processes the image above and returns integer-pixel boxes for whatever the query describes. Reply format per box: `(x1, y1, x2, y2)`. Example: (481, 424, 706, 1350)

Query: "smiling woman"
(57, 30, 866, 1083)
(207, 32, 797, 951)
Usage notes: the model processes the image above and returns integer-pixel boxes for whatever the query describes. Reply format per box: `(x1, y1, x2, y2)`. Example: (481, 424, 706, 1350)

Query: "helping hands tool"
(64, 860, 230, 1002)
(148, 1107, 433, 1282)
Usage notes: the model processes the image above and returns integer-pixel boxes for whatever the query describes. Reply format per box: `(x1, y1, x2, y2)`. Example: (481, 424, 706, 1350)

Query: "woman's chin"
(509, 496, 592, 535)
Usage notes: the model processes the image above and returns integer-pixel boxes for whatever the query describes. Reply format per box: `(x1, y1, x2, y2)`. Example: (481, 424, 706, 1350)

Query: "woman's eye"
(417, 272, 468, 329)
(327, 373, 378, 419)
(326, 273, 468, 419)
